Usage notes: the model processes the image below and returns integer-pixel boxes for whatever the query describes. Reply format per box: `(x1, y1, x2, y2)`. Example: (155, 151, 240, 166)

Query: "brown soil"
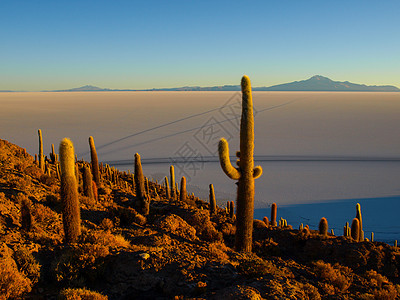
(1, 138, 400, 299)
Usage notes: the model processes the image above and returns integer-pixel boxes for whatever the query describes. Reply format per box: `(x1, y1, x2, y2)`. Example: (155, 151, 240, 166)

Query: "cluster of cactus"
(342, 203, 366, 242)
(279, 217, 288, 228)
(218, 75, 262, 252)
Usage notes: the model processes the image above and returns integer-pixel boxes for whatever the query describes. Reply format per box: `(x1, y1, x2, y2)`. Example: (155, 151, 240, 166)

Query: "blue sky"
(1, 0, 399, 90)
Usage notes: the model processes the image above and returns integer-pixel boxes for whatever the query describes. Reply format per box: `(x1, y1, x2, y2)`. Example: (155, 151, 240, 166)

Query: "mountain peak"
(309, 75, 331, 81)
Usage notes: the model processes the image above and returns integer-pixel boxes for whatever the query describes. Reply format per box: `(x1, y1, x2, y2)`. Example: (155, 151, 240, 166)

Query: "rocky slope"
(1, 138, 400, 299)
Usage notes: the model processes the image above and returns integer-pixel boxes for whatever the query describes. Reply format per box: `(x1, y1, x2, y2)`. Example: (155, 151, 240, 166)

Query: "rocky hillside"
(1, 138, 400, 299)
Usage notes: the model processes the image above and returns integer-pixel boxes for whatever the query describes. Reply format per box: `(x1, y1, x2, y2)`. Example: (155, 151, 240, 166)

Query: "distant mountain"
(49, 85, 113, 92)
(145, 76, 399, 91)
(254, 75, 400, 92)
(5, 76, 399, 92)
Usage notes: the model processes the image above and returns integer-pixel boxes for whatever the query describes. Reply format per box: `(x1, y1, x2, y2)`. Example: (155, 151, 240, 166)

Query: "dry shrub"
(59, 287, 108, 300)
(80, 195, 96, 207)
(52, 243, 109, 286)
(13, 245, 41, 285)
(365, 270, 398, 300)
(373, 285, 398, 300)
(220, 222, 236, 236)
(32, 203, 62, 232)
(313, 260, 352, 293)
(208, 242, 229, 261)
(180, 209, 223, 242)
(112, 206, 146, 226)
(39, 173, 57, 186)
(0, 245, 32, 299)
(237, 254, 278, 278)
(302, 283, 321, 300)
(155, 214, 197, 240)
(81, 230, 130, 249)
(100, 218, 114, 231)
(24, 165, 43, 179)
(366, 270, 389, 289)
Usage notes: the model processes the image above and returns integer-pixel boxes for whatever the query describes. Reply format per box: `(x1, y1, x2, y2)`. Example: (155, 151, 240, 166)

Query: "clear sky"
(1, 0, 399, 91)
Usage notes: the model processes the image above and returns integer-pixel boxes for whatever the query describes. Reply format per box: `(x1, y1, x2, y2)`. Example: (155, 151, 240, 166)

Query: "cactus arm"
(218, 138, 240, 180)
(253, 166, 262, 179)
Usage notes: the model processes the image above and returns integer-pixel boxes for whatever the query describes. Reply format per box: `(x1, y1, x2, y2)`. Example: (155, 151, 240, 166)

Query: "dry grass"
(59, 287, 108, 299)
(0, 245, 32, 299)
(313, 260, 353, 294)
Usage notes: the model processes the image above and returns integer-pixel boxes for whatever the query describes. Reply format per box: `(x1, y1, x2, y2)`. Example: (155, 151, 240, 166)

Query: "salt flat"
(1, 91, 400, 209)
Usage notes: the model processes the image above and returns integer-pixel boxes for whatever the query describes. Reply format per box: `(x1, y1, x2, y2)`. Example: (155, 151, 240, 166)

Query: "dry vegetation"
(1, 138, 400, 299)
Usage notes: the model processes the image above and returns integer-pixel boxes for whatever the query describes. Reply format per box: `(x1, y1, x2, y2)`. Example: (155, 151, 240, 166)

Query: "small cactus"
(50, 143, 57, 163)
(164, 176, 170, 198)
(209, 184, 216, 215)
(351, 218, 360, 242)
(134, 153, 149, 215)
(263, 217, 269, 227)
(180, 177, 187, 202)
(319, 217, 328, 236)
(229, 201, 235, 219)
(82, 165, 94, 200)
(59, 138, 81, 243)
(271, 203, 277, 227)
(371, 232, 374, 242)
(20, 195, 32, 231)
(38, 129, 45, 171)
(89, 136, 100, 186)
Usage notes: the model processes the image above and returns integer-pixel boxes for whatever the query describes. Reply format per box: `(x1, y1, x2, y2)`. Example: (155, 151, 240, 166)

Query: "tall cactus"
(59, 138, 81, 243)
(218, 75, 263, 252)
(89, 136, 100, 186)
(356, 203, 363, 241)
(134, 153, 149, 215)
(209, 184, 216, 215)
(38, 129, 45, 171)
(170, 165, 176, 200)
(351, 218, 360, 242)
(271, 203, 277, 227)
(180, 177, 187, 202)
